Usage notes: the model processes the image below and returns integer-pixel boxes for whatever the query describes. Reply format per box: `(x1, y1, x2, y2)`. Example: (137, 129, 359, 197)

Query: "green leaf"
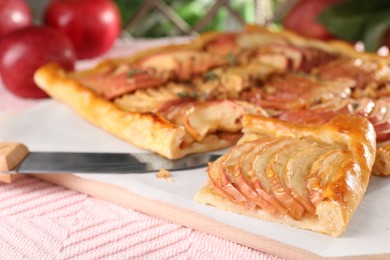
(317, 0, 390, 41)
(176, 1, 204, 26)
(363, 11, 390, 51)
(114, 0, 144, 27)
(242, 0, 255, 23)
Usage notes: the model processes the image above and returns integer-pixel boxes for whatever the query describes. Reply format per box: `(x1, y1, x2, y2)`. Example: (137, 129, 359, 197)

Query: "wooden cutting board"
(1, 100, 389, 259)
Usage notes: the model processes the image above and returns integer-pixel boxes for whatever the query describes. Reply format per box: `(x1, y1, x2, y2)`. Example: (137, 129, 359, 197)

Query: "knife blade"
(0, 142, 221, 174)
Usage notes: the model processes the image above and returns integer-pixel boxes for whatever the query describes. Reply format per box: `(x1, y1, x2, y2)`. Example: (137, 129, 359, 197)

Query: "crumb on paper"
(156, 168, 174, 182)
(156, 168, 171, 178)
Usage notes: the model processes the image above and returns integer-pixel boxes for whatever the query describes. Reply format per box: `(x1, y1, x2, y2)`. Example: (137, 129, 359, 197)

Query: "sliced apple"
(236, 33, 287, 50)
(139, 51, 228, 81)
(193, 52, 228, 76)
(298, 48, 315, 73)
(309, 97, 353, 113)
(139, 53, 179, 74)
(218, 68, 250, 98)
(283, 143, 330, 214)
(114, 83, 189, 113)
(158, 99, 192, 122)
(256, 54, 289, 72)
(204, 33, 238, 55)
(352, 98, 376, 118)
(208, 151, 255, 209)
(269, 45, 304, 70)
(265, 140, 307, 220)
(220, 165, 255, 209)
(299, 47, 326, 73)
(207, 156, 238, 204)
(250, 139, 298, 215)
(78, 66, 168, 99)
(220, 141, 259, 209)
(316, 58, 380, 89)
(371, 99, 390, 142)
(207, 160, 253, 209)
(222, 140, 277, 213)
(240, 140, 287, 214)
(261, 74, 354, 111)
(182, 100, 266, 142)
(173, 51, 227, 80)
(306, 148, 351, 205)
(310, 78, 353, 103)
(237, 139, 279, 214)
(376, 128, 390, 143)
(207, 156, 225, 189)
(368, 100, 387, 124)
(318, 150, 350, 185)
(372, 100, 390, 127)
(299, 47, 337, 73)
(207, 139, 275, 210)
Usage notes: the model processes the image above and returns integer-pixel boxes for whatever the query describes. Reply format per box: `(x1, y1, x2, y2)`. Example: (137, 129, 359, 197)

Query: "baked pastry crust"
(34, 25, 390, 169)
(34, 64, 241, 159)
(374, 142, 390, 176)
(195, 114, 376, 236)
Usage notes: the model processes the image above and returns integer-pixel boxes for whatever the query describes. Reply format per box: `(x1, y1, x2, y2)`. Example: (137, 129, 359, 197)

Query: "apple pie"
(195, 114, 376, 236)
(34, 25, 390, 175)
(33, 24, 390, 236)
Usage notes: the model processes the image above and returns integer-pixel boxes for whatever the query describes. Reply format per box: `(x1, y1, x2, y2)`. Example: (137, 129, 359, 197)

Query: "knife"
(0, 142, 220, 175)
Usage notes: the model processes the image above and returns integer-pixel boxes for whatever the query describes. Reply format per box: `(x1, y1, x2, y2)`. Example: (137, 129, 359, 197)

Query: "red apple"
(0, 26, 76, 98)
(44, 0, 121, 59)
(0, 0, 32, 37)
(282, 0, 342, 40)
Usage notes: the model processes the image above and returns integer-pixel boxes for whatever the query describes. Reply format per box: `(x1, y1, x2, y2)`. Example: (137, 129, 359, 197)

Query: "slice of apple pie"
(195, 114, 376, 236)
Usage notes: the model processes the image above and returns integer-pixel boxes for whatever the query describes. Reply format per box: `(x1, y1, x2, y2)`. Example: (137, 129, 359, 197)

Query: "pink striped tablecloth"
(0, 38, 282, 259)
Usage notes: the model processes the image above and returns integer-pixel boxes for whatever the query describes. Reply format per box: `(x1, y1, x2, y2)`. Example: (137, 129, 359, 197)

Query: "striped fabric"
(0, 177, 281, 259)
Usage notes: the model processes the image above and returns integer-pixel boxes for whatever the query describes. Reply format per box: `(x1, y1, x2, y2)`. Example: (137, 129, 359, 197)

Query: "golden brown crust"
(33, 29, 269, 159)
(35, 63, 242, 159)
(373, 143, 390, 176)
(195, 115, 376, 236)
(34, 63, 185, 159)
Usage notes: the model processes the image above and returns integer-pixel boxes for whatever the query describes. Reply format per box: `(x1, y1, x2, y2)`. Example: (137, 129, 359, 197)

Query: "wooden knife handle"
(0, 142, 29, 183)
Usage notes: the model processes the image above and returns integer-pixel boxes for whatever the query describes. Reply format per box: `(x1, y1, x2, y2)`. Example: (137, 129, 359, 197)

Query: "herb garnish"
(176, 92, 199, 99)
(204, 71, 218, 81)
(227, 52, 237, 66)
(127, 68, 140, 77)
(351, 102, 360, 110)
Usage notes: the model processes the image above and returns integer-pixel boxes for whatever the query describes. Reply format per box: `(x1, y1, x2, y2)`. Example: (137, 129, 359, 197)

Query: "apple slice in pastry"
(195, 114, 376, 237)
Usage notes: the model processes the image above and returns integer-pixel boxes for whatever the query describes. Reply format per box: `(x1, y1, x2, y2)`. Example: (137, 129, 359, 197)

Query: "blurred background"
(26, 0, 292, 38)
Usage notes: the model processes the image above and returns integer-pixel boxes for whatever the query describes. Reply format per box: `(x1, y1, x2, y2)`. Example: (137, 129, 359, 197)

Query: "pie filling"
(71, 31, 390, 150)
